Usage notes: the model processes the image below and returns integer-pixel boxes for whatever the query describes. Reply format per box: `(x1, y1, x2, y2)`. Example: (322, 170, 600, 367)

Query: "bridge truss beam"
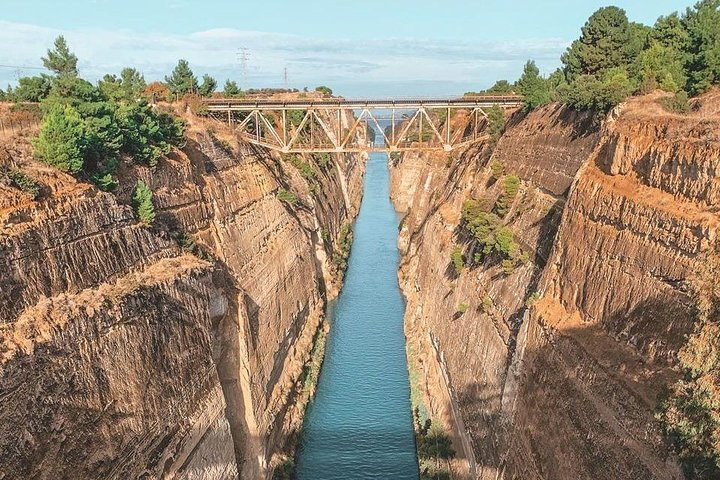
(204, 97, 522, 153)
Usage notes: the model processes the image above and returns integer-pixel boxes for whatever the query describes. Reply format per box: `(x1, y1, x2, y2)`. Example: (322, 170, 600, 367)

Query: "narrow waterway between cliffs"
(295, 152, 419, 479)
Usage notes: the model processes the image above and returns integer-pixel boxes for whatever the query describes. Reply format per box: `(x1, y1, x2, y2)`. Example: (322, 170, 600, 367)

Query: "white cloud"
(0, 21, 569, 95)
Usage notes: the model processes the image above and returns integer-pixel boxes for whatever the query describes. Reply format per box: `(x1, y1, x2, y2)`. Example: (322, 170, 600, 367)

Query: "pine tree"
(516, 60, 551, 110)
(198, 74, 217, 97)
(42, 35, 78, 76)
(223, 79, 241, 97)
(165, 59, 198, 97)
(683, 0, 720, 94)
(132, 181, 155, 226)
(33, 104, 87, 173)
(10, 75, 53, 102)
(119, 68, 146, 101)
(561, 7, 635, 78)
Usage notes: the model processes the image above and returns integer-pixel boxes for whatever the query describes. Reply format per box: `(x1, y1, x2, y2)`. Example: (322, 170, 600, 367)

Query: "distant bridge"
(204, 96, 523, 153)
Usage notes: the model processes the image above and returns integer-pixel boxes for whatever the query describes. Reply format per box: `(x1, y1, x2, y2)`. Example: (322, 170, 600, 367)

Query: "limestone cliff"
(0, 111, 365, 479)
(391, 93, 719, 480)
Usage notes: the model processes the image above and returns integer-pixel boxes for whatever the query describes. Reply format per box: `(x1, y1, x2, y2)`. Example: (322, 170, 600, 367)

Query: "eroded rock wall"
(392, 95, 718, 480)
(0, 113, 364, 479)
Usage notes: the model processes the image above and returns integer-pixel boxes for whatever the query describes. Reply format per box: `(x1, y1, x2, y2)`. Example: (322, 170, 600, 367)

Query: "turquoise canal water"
(295, 153, 419, 479)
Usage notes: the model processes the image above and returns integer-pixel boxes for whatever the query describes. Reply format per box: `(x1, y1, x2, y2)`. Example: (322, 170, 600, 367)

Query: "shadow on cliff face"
(603, 293, 693, 367)
(454, 380, 504, 473)
(532, 198, 564, 268)
(437, 305, 685, 480)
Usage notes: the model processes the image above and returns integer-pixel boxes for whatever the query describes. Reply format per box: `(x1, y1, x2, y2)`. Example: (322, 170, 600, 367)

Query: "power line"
(0, 64, 46, 71)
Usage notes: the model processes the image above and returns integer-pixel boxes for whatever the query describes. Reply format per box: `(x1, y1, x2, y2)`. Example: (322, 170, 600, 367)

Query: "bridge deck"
(205, 96, 523, 110)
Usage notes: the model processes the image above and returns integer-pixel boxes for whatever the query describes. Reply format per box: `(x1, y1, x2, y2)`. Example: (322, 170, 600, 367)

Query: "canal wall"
(391, 93, 720, 479)
(0, 108, 365, 479)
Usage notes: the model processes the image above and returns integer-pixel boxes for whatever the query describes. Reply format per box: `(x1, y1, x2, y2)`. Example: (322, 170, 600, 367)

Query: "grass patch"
(277, 188, 298, 207)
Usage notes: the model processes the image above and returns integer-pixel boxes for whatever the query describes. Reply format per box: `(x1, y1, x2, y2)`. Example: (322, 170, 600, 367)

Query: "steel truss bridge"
(204, 96, 523, 153)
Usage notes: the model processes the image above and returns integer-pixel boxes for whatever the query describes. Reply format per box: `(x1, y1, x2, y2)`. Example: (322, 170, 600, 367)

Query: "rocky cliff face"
(391, 93, 719, 480)
(0, 112, 364, 479)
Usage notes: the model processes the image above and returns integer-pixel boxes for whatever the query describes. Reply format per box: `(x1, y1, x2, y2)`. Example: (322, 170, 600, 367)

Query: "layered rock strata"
(0, 112, 364, 479)
(392, 94, 719, 479)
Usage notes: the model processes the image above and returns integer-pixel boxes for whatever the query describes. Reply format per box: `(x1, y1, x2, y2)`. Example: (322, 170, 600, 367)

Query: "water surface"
(295, 153, 418, 479)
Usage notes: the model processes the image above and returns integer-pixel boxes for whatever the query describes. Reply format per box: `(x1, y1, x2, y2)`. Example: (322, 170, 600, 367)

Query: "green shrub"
(658, 91, 690, 113)
(287, 110, 306, 127)
(658, 256, 720, 479)
(7, 169, 41, 199)
(332, 223, 353, 278)
(461, 197, 522, 264)
(176, 231, 212, 261)
(165, 59, 198, 97)
(277, 188, 298, 206)
(284, 153, 316, 183)
(490, 159, 504, 179)
(198, 74, 217, 97)
(223, 79, 242, 97)
(501, 259, 515, 275)
(495, 175, 520, 217)
(450, 246, 464, 275)
(315, 152, 331, 169)
(486, 106, 505, 141)
(91, 172, 117, 192)
(457, 303, 469, 314)
(33, 104, 87, 174)
(132, 180, 155, 226)
(526, 291, 542, 307)
(315, 85, 333, 96)
(302, 327, 327, 393)
(481, 295, 493, 313)
(559, 68, 634, 113)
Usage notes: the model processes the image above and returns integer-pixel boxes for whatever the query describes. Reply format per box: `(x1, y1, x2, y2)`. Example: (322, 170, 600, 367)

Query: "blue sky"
(0, 1, 696, 96)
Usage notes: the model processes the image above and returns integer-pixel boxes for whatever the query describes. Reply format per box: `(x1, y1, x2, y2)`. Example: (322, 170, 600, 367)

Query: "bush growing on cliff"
(486, 106, 505, 141)
(301, 328, 327, 394)
(33, 104, 87, 174)
(490, 160, 504, 179)
(658, 255, 720, 479)
(132, 180, 155, 226)
(272, 457, 295, 480)
(658, 90, 691, 113)
(7, 169, 41, 199)
(450, 246, 464, 275)
(314, 152, 331, 169)
(495, 174, 520, 217)
(29, 37, 186, 185)
(461, 198, 523, 272)
(417, 423, 456, 479)
(277, 188, 298, 206)
(333, 223, 353, 278)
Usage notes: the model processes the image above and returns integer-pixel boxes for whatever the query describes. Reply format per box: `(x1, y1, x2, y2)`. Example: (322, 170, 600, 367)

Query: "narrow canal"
(295, 152, 419, 479)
